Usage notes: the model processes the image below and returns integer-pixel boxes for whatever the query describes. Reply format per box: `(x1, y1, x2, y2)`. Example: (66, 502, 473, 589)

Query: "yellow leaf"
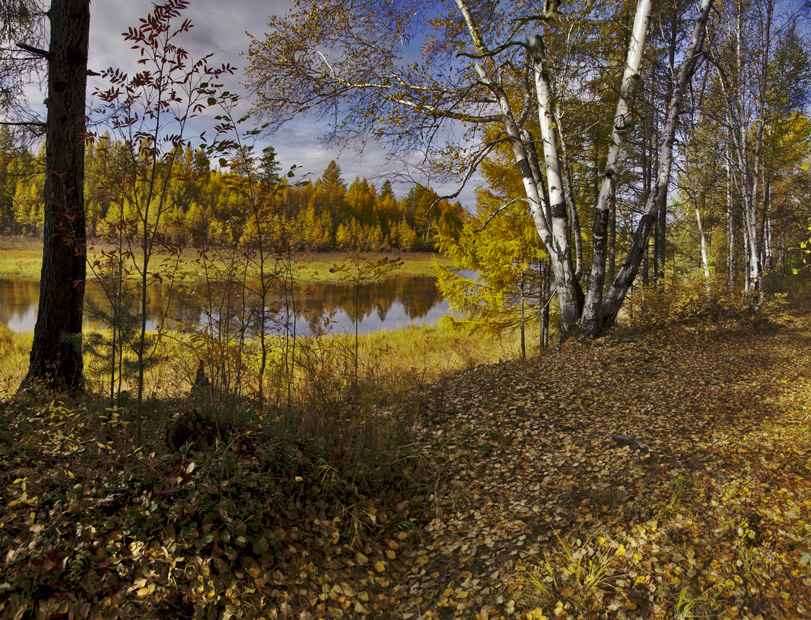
(374, 560, 386, 572)
(616, 544, 626, 556)
(529, 609, 550, 620)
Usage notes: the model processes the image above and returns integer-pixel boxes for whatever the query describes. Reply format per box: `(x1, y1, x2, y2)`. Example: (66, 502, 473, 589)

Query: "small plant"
(521, 535, 622, 615)
(94, 0, 235, 444)
(674, 581, 722, 619)
(625, 276, 749, 332)
(84, 237, 140, 405)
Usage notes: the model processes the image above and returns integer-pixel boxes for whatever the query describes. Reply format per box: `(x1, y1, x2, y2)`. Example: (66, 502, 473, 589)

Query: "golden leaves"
(4, 309, 811, 618)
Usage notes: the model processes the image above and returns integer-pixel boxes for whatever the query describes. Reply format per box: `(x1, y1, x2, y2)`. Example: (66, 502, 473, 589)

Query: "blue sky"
(85, 0, 475, 205)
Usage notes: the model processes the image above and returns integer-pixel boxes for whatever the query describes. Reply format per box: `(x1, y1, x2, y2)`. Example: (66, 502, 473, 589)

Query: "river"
(0, 275, 452, 336)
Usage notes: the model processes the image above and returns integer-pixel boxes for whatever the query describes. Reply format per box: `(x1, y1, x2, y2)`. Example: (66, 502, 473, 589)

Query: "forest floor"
(2, 301, 811, 619)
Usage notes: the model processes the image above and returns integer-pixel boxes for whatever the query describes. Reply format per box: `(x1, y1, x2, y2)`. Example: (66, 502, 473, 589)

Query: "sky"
(83, 0, 475, 206)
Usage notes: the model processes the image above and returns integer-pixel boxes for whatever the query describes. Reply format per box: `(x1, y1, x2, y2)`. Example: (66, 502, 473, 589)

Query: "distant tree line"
(0, 128, 465, 252)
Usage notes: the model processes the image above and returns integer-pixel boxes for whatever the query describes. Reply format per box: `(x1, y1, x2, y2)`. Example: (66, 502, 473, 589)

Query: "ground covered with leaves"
(3, 305, 811, 619)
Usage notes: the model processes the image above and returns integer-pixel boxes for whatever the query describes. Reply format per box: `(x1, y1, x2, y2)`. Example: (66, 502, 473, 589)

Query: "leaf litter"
(3, 308, 811, 619)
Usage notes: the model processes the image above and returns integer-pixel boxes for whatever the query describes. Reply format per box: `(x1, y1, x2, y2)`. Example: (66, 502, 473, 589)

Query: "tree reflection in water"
(0, 276, 448, 335)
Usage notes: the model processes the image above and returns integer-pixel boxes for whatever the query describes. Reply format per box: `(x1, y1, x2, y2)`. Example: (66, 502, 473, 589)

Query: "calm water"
(0, 276, 451, 336)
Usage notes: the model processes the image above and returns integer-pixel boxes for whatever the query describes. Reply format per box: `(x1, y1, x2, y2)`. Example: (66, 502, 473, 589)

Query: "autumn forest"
(2, 0, 811, 618)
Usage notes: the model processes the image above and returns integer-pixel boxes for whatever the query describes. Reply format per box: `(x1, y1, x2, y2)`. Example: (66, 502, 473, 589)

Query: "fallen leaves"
(3, 309, 811, 618)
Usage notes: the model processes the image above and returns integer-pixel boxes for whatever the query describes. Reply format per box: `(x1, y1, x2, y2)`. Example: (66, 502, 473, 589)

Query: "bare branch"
(16, 41, 49, 58)
(475, 198, 528, 233)
(0, 119, 45, 127)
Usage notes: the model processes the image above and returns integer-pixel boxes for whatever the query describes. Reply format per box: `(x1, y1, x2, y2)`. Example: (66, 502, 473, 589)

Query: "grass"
(0, 236, 46, 280)
(0, 324, 31, 397)
(521, 536, 622, 616)
(3, 293, 811, 617)
(0, 318, 524, 401)
(0, 235, 455, 283)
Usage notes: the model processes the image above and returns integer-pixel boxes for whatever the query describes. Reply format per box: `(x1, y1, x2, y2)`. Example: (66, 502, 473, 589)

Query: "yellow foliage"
(625, 276, 750, 330)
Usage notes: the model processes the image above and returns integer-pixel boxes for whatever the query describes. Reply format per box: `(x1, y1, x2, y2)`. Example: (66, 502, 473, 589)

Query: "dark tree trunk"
(21, 0, 90, 391)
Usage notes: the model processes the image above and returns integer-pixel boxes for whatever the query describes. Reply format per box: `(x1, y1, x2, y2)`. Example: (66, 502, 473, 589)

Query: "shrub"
(625, 276, 749, 331)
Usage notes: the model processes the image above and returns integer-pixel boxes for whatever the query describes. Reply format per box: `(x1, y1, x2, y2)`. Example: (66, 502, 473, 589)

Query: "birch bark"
(600, 0, 715, 327)
(579, 0, 652, 336)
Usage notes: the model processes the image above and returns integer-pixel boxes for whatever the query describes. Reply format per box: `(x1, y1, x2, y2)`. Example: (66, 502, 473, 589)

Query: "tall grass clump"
(0, 325, 32, 399)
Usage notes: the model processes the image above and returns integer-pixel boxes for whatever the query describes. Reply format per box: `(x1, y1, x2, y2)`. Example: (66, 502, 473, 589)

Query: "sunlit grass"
(0, 235, 454, 283)
(0, 321, 524, 402)
(0, 236, 45, 279)
(521, 536, 622, 616)
(0, 325, 31, 398)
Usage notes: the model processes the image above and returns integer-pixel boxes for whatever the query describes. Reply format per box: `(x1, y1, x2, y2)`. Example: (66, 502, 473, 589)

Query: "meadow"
(0, 236, 455, 283)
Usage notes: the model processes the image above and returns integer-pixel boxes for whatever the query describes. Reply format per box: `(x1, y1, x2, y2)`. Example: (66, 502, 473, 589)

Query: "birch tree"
(702, 0, 811, 296)
(247, 0, 714, 339)
(599, 0, 714, 325)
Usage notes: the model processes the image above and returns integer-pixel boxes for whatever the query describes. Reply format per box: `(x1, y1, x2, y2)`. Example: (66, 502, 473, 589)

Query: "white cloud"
(83, 1, 476, 205)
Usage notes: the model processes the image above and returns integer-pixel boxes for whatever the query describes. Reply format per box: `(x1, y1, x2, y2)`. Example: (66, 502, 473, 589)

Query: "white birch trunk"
(455, 0, 582, 339)
(579, 0, 652, 336)
(726, 156, 735, 289)
(601, 0, 715, 325)
(528, 33, 582, 337)
(696, 204, 711, 281)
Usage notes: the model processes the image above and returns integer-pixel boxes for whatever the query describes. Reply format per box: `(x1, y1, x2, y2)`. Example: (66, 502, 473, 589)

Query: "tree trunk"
(608, 181, 617, 282)
(600, 0, 714, 327)
(725, 0, 770, 299)
(528, 33, 583, 339)
(555, 109, 584, 280)
(696, 202, 711, 282)
(21, 0, 90, 391)
(760, 174, 772, 271)
(455, 0, 583, 341)
(642, 240, 649, 286)
(654, 10, 680, 286)
(684, 153, 711, 281)
(580, 0, 652, 336)
(540, 257, 550, 352)
(726, 156, 735, 290)
(519, 271, 526, 360)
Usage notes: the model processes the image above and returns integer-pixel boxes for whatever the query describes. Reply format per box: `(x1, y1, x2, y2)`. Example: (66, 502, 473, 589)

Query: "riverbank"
(0, 235, 455, 283)
(0, 320, 526, 400)
(1, 302, 809, 618)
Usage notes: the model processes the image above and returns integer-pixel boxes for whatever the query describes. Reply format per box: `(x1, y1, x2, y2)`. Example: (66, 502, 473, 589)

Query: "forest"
(1, 0, 811, 618)
(0, 132, 465, 252)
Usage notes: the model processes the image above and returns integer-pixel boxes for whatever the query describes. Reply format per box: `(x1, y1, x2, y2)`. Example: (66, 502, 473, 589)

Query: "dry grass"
(0, 235, 454, 283)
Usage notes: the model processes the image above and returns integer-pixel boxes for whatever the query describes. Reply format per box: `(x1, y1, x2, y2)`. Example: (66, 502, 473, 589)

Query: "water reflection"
(0, 276, 449, 335)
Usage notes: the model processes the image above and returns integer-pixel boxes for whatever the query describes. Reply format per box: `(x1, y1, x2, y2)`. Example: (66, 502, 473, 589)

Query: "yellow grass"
(0, 320, 525, 402)
(0, 236, 454, 283)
